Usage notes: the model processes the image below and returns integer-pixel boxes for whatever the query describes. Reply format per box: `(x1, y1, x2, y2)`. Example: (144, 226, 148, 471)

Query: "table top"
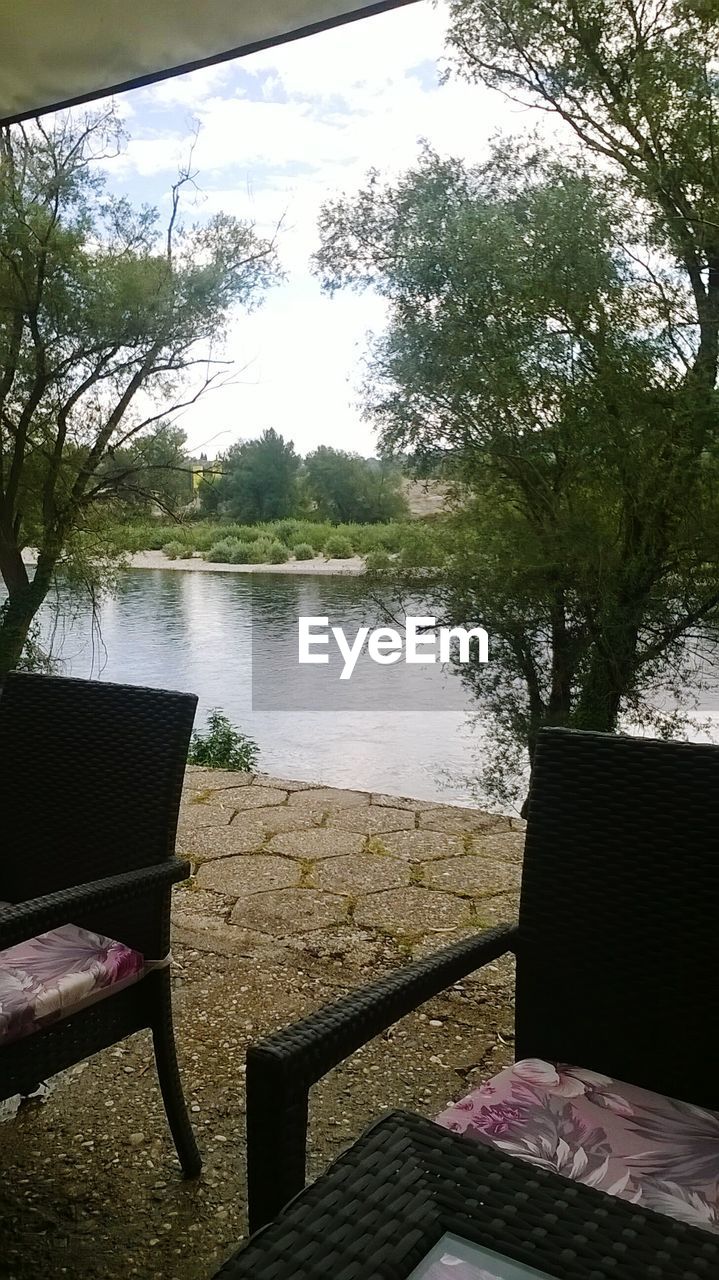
(215, 1110, 718, 1280)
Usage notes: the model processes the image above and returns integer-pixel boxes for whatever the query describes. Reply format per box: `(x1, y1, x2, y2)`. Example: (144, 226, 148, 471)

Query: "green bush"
(398, 526, 444, 568)
(162, 541, 186, 560)
(106, 517, 416, 557)
(324, 534, 354, 559)
(188, 709, 259, 772)
(228, 542, 255, 564)
(204, 540, 236, 563)
(274, 519, 302, 546)
(267, 541, 290, 564)
(293, 542, 315, 560)
(364, 548, 393, 572)
(248, 540, 272, 563)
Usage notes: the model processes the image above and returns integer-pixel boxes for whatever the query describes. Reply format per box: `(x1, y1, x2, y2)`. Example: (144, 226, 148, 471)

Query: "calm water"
(16, 568, 719, 809)
(34, 569, 486, 807)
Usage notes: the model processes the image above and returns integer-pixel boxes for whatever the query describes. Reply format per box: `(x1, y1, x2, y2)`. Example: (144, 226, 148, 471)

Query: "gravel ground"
(0, 942, 515, 1280)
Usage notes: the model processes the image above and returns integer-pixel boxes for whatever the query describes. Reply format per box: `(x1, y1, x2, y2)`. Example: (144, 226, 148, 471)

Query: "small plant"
(293, 542, 315, 561)
(324, 534, 354, 559)
(188, 709, 259, 772)
(365, 548, 392, 572)
(162, 540, 186, 560)
(267, 541, 290, 564)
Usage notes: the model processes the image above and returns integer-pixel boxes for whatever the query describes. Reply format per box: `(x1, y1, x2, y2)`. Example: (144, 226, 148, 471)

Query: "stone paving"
(173, 768, 525, 965)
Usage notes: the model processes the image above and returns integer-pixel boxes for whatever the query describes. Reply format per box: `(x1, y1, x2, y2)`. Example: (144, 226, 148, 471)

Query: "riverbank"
(130, 549, 366, 575)
(21, 548, 366, 575)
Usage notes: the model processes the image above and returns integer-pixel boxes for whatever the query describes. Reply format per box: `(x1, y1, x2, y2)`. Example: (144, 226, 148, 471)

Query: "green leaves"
(188, 710, 260, 772)
(314, 112, 719, 803)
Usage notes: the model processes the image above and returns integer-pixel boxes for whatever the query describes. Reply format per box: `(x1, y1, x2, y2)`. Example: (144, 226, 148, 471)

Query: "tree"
(0, 110, 279, 675)
(303, 445, 407, 522)
(98, 423, 194, 516)
(205, 428, 299, 521)
(446, 0, 719, 484)
(315, 143, 719, 805)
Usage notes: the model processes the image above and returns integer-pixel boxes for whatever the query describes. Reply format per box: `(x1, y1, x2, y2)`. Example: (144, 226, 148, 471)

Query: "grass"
(104, 517, 430, 562)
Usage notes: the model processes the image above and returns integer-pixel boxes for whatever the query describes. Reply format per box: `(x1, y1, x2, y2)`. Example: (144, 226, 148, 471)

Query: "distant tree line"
(197, 428, 408, 524)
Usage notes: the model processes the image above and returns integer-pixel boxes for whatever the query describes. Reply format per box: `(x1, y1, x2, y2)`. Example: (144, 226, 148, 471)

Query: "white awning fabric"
(0, 0, 416, 126)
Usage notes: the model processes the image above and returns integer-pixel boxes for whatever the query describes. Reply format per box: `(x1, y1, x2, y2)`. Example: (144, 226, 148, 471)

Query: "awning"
(0, 0, 417, 126)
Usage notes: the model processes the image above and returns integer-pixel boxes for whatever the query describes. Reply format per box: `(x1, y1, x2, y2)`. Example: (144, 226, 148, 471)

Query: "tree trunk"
(0, 548, 57, 679)
(573, 611, 641, 734)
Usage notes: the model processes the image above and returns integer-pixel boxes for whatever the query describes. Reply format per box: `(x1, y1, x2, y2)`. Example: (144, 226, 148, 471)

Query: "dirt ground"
(0, 942, 515, 1280)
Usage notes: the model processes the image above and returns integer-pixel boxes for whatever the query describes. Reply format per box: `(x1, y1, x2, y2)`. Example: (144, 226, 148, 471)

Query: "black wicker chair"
(0, 671, 201, 1176)
(245, 727, 719, 1230)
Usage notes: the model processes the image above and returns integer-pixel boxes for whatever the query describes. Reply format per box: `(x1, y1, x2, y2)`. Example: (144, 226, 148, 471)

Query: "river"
(31, 569, 487, 807)
(14, 567, 719, 811)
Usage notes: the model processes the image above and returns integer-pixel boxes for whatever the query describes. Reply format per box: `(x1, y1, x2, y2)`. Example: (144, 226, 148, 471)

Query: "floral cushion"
(0, 923, 146, 1046)
(436, 1058, 719, 1235)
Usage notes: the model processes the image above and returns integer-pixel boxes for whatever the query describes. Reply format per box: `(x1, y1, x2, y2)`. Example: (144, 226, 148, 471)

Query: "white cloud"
(105, 0, 545, 456)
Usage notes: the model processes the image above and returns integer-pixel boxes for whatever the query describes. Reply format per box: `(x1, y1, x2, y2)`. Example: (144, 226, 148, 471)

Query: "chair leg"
(150, 970, 202, 1177)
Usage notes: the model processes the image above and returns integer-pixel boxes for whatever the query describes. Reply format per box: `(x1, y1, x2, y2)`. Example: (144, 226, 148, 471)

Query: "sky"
(95, 1, 521, 458)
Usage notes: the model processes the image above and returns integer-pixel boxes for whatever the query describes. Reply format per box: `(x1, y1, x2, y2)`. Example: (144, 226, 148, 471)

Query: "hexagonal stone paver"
(173, 915, 277, 958)
(172, 886, 231, 918)
(247, 806, 327, 834)
(223, 786, 288, 810)
(473, 893, 518, 926)
(287, 787, 368, 809)
(371, 793, 437, 811)
(353, 888, 470, 934)
(184, 768, 255, 789)
(470, 831, 526, 865)
(325, 805, 416, 836)
(418, 807, 508, 834)
(312, 853, 410, 895)
(421, 856, 520, 897)
(230, 888, 347, 934)
(258, 775, 322, 792)
(177, 823, 265, 860)
(197, 854, 300, 896)
(373, 830, 466, 862)
(267, 829, 365, 860)
(178, 802, 235, 833)
(282, 927, 391, 968)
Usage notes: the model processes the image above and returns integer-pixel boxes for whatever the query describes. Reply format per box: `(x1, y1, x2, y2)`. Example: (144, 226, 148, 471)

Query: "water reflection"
(29, 570, 485, 807)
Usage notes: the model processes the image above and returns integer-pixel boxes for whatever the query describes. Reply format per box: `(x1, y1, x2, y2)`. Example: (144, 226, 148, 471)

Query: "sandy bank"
(22, 547, 366, 575)
(128, 550, 366, 575)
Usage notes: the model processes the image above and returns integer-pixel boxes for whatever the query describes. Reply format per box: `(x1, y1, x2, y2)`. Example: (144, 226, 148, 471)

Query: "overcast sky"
(101, 1, 519, 458)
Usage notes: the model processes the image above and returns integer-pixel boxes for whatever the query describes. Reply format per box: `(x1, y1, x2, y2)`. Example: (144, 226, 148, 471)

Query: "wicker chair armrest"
(246, 921, 517, 1230)
(0, 859, 191, 951)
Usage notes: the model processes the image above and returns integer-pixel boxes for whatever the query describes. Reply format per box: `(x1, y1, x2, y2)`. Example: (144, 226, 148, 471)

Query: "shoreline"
(23, 549, 367, 576)
(129, 549, 367, 574)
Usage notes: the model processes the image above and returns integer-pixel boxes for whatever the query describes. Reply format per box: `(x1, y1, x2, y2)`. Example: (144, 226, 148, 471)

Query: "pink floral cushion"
(0, 923, 146, 1046)
(436, 1059, 719, 1235)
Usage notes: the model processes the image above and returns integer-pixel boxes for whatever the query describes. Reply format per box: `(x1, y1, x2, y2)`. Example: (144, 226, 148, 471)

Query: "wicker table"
(215, 1110, 718, 1279)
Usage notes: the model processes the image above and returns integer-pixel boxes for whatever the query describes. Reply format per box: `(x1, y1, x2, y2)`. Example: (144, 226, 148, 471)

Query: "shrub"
(293, 542, 315, 561)
(323, 534, 354, 559)
(229, 542, 255, 563)
(267, 541, 290, 564)
(274, 519, 302, 546)
(204, 540, 235, 563)
(364, 548, 392, 572)
(188, 709, 259, 772)
(248, 540, 273, 563)
(162, 541, 186, 560)
(398, 525, 444, 568)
